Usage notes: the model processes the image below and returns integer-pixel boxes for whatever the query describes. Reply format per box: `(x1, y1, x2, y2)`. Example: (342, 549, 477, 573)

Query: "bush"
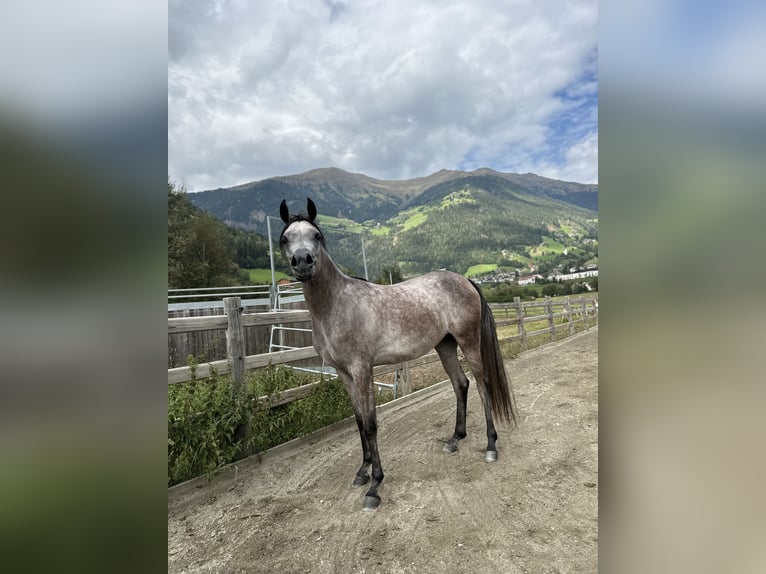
(167, 375, 243, 487)
(167, 365, 354, 486)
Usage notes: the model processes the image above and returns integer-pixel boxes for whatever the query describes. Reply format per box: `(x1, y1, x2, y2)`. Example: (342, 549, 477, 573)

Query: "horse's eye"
(315, 232, 323, 241)
(280, 236, 287, 245)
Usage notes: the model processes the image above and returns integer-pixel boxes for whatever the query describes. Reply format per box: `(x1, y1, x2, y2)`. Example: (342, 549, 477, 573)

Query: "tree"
(229, 227, 289, 273)
(168, 179, 243, 288)
(521, 286, 538, 300)
(376, 264, 404, 284)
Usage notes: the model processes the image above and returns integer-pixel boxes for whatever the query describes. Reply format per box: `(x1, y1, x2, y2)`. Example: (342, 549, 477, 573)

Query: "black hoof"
(352, 474, 370, 488)
(362, 495, 381, 511)
(443, 442, 458, 454)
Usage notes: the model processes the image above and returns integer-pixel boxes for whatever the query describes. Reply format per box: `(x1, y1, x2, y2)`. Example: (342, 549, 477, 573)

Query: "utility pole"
(266, 216, 278, 310)
(361, 235, 369, 281)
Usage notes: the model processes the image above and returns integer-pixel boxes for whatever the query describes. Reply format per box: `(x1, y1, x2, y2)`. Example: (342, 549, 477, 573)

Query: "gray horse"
(279, 198, 519, 510)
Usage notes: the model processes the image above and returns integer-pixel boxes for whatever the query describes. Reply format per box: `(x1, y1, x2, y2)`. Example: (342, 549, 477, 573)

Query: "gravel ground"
(169, 327, 598, 574)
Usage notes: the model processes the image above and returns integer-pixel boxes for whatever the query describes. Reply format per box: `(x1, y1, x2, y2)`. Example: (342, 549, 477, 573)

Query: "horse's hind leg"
(462, 346, 499, 463)
(351, 412, 372, 487)
(436, 336, 469, 454)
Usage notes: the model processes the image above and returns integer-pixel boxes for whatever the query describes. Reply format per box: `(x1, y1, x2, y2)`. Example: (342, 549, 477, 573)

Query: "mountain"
(189, 167, 596, 230)
(188, 167, 598, 279)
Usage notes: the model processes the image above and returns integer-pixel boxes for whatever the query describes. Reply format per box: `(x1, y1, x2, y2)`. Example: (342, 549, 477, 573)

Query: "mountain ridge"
(190, 167, 596, 231)
(188, 167, 597, 278)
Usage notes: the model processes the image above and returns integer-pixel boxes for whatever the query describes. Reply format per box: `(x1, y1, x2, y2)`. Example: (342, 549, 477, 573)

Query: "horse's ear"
(306, 197, 317, 222)
(279, 199, 290, 223)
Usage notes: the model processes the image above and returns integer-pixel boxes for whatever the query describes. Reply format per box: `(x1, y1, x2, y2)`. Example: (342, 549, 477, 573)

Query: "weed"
(168, 365, 353, 486)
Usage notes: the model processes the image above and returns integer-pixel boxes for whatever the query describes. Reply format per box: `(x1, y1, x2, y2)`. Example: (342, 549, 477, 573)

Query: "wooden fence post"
(565, 296, 575, 335)
(514, 296, 526, 350)
(545, 296, 555, 341)
(593, 298, 598, 322)
(399, 361, 412, 396)
(224, 297, 246, 392)
(581, 299, 588, 330)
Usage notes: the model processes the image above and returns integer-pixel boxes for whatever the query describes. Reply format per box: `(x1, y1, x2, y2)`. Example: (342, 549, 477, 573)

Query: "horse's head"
(279, 198, 326, 282)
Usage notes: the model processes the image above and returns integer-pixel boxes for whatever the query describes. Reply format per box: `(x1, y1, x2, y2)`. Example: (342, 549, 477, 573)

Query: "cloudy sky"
(169, 0, 598, 191)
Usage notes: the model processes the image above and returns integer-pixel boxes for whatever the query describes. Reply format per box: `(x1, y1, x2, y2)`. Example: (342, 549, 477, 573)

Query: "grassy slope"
(246, 268, 291, 283)
(465, 263, 498, 277)
(279, 183, 597, 278)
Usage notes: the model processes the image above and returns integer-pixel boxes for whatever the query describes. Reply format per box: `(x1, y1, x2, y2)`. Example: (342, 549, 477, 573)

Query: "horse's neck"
(302, 251, 349, 317)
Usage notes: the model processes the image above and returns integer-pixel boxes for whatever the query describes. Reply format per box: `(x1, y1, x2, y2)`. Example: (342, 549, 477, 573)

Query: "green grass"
(387, 205, 430, 232)
(401, 209, 428, 231)
(439, 188, 476, 209)
(465, 263, 498, 277)
(505, 252, 531, 265)
(558, 222, 584, 238)
(369, 225, 391, 236)
(167, 362, 403, 486)
(168, 365, 354, 486)
(245, 268, 291, 284)
(529, 236, 566, 257)
(316, 214, 365, 234)
(523, 283, 544, 295)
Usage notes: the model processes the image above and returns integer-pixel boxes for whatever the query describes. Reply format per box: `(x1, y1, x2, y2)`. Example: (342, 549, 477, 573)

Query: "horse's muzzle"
(291, 248, 315, 281)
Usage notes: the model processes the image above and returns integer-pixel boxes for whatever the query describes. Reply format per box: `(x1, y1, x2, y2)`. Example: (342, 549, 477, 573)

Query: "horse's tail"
(471, 281, 520, 428)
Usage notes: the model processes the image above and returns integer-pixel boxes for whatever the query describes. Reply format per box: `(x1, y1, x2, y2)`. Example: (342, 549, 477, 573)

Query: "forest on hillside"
(321, 186, 598, 278)
(169, 175, 597, 288)
(168, 180, 288, 289)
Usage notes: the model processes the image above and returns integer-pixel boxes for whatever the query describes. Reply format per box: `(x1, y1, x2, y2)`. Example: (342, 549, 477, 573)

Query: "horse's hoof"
(352, 474, 370, 488)
(443, 442, 458, 454)
(485, 450, 498, 463)
(362, 495, 381, 511)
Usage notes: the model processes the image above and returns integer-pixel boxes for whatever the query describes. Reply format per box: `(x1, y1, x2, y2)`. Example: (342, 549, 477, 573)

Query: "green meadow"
(245, 268, 291, 284)
(529, 236, 566, 257)
(316, 214, 365, 234)
(465, 263, 498, 277)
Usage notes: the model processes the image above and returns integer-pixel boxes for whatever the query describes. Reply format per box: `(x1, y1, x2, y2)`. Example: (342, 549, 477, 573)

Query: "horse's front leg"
(351, 411, 371, 487)
(341, 366, 384, 510)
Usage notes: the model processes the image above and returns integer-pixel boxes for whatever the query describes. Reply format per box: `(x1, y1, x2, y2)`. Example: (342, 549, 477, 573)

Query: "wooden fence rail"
(168, 309, 311, 335)
(167, 295, 598, 402)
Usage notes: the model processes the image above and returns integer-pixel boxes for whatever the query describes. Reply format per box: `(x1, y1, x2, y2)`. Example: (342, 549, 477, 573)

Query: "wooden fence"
(490, 295, 599, 349)
(167, 295, 597, 407)
(167, 282, 309, 368)
(167, 300, 310, 369)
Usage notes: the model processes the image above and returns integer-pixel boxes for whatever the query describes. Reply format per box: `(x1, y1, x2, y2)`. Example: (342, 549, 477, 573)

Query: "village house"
(546, 268, 599, 281)
(517, 274, 543, 286)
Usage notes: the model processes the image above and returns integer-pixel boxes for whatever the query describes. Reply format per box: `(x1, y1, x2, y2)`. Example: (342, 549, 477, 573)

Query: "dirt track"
(168, 327, 598, 573)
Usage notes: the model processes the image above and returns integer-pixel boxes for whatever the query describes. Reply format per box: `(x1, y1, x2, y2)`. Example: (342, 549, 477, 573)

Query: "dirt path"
(168, 327, 598, 574)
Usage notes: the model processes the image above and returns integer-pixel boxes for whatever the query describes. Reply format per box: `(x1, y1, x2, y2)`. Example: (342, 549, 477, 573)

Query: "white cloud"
(169, 0, 598, 190)
(538, 131, 599, 184)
